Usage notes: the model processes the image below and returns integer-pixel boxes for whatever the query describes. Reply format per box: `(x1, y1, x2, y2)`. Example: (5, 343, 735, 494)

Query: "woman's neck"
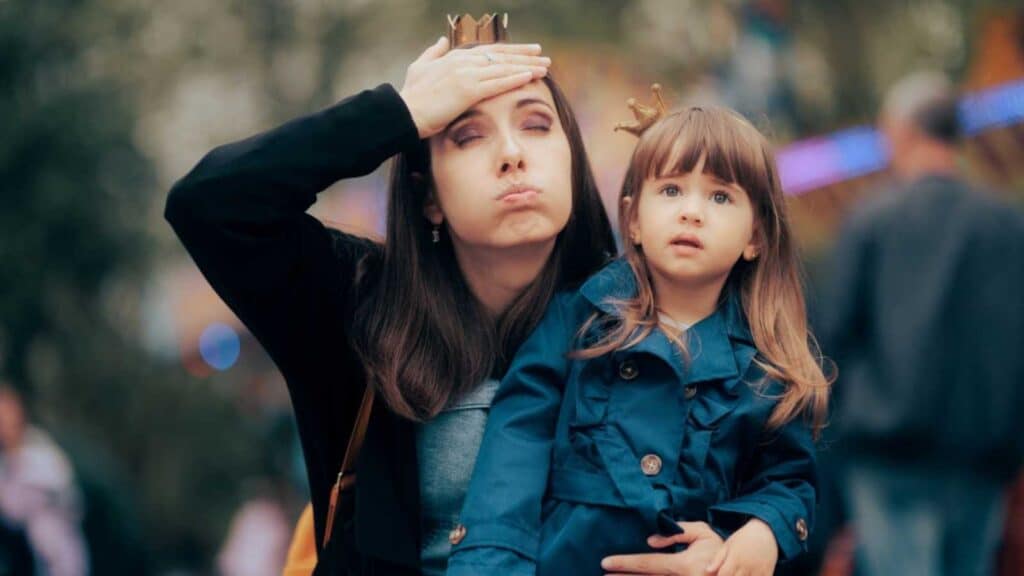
(452, 239, 556, 317)
(650, 271, 727, 327)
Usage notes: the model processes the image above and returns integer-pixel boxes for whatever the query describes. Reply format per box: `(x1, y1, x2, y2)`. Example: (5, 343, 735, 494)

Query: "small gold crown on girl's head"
(448, 13, 509, 48)
(614, 83, 668, 137)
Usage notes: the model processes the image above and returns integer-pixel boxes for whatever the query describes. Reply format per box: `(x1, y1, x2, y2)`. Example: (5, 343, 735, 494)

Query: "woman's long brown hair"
(577, 106, 830, 437)
(351, 75, 615, 421)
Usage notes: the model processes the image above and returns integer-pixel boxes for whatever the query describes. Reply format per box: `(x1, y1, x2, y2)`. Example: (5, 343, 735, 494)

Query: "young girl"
(445, 104, 830, 576)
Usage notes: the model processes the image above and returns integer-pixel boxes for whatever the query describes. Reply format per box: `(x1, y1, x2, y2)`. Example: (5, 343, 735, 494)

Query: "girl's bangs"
(631, 108, 771, 197)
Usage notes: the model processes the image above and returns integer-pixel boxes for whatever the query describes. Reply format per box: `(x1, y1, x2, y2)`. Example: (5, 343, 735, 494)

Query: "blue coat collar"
(579, 259, 757, 390)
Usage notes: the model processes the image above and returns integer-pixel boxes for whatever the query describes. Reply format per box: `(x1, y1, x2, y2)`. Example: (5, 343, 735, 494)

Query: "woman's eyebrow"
(516, 98, 554, 112)
(444, 109, 482, 133)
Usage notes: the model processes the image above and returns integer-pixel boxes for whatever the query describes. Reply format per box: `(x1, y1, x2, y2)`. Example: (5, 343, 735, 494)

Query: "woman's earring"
(431, 225, 440, 244)
(743, 247, 759, 261)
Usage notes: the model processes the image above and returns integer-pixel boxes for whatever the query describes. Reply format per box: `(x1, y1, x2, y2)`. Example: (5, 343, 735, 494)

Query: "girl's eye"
(712, 191, 731, 204)
(660, 184, 681, 197)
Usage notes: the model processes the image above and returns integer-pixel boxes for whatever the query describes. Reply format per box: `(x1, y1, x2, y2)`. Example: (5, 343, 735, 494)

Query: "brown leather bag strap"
(322, 385, 375, 549)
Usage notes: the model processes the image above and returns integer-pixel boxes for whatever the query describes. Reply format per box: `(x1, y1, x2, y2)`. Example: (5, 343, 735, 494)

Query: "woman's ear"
(423, 189, 444, 226)
(621, 196, 641, 246)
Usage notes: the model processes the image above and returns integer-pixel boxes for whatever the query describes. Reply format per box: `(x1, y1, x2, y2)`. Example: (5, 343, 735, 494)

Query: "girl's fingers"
(648, 521, 718, 547)
(647, 532, 695, 548)
(676, 521, 716, 538)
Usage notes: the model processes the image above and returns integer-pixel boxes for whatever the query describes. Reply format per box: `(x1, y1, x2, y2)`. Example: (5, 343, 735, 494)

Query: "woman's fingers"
(473, 52, 552, 68)
(470, 42, 543, 56)
(413, 36, 449, 64)
(400, 42, 549, 138)
(602, 552, 678, 575)
(476, 71, 538, 100)
(706, 544, 728, 574)
(475, 63, 548, 82)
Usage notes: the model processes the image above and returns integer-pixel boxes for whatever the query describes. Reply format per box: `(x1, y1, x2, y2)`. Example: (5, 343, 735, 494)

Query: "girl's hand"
(705, 518, 778, 576)
(399, 37, 550, 139)
(601, 521, 724, 576)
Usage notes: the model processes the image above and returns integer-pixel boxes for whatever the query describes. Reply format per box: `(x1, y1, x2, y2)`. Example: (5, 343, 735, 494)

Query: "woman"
(165, 36, 615, 574)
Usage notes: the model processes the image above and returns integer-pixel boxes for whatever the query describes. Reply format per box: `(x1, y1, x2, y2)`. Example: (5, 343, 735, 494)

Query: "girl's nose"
(679, 195, 704, 225)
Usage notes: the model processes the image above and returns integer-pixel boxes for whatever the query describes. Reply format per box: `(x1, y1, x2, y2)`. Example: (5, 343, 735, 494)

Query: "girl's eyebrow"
(706, 174, 745, 191)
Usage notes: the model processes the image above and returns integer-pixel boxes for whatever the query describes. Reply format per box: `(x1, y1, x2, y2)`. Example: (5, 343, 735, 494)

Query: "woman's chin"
(492, 215, 564, 248)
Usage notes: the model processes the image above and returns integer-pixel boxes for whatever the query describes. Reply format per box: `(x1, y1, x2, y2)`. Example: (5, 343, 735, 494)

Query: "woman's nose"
(498, 131, 525, 175)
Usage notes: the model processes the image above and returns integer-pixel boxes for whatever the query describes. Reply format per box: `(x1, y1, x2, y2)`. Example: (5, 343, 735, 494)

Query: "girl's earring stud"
(432, 225, 441, 244)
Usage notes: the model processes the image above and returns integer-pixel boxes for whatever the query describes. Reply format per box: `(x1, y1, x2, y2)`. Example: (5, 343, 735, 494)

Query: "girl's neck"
(452, 239, 556, 317)
(650, 271, 727, 327)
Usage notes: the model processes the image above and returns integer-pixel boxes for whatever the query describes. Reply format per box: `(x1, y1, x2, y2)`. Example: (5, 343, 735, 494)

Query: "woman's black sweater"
(166, 83, 426, 575)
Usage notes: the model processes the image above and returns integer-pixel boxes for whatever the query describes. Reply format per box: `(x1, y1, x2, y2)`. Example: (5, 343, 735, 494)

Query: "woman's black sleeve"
(164, 83, 419, 381)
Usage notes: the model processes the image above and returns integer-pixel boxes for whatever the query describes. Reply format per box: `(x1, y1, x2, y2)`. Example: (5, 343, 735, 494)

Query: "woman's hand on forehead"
(400, 37, 551, 139)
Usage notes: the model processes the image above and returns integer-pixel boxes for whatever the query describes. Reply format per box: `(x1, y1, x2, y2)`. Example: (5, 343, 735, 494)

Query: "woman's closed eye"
(449, 123, 485, 147)
(521, 112, 552, 133)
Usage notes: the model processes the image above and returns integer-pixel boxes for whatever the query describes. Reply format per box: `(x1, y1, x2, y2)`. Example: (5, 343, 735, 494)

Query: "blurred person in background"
(821, 71, 1024, 576)
(216, 413, 302, 576)
(0, 383, 88, 576)
(215, 479, 292, 576)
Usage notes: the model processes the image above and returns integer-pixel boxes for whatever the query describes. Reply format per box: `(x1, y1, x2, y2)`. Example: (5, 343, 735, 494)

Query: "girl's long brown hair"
(351, 75, 615, 421)
(578, 106, 830, 437)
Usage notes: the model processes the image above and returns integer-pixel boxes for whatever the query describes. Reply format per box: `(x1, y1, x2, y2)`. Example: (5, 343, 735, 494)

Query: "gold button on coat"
(449, 524, 467, 545)
(795, 518, 809, 541)
(618, 359, 639, 380)
(640, 454, 662, 476)
(683, 384, 697, 399)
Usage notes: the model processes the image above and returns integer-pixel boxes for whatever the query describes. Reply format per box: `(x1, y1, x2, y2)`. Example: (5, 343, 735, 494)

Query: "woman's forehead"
(471, 80, 555, 114)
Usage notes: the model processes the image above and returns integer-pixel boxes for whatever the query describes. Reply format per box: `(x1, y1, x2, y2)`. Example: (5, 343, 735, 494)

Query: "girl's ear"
(622, 196, 641, 246)
(742, 244, 759, 261)
(742, 223, 761, 261)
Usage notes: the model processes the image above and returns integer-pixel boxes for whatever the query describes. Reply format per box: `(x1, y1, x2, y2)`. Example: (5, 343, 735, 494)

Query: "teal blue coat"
(446, 259, 817, 575)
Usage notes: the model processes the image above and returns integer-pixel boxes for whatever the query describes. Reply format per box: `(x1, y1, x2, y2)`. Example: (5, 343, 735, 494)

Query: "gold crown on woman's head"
(448, 13, 509, 47)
